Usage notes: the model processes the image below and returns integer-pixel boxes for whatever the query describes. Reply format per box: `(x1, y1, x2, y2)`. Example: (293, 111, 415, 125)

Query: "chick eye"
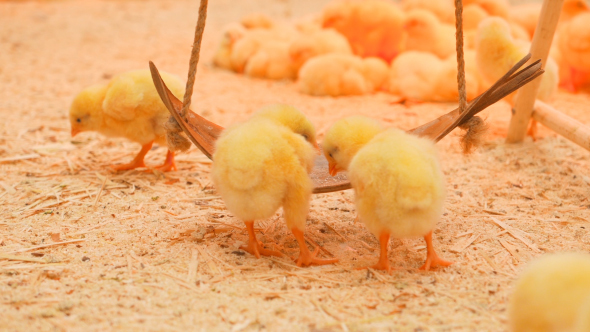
(329, 153, 333, 158)
(76, 118, 81, 123)
(302, 134, 308, 140)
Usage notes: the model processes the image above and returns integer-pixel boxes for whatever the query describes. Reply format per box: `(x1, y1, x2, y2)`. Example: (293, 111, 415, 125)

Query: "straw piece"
(5, 239, 85, 254)
(487, 217, 540, 253)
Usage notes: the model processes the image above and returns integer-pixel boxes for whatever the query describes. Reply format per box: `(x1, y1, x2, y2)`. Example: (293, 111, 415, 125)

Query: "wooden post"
(533, 101, 590, 151)
(506, 0, 564, 143)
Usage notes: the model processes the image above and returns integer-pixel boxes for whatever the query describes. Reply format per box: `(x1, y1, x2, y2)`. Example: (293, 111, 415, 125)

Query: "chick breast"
(509, 253, 590, 332)
(348, 128, 445, 238)
(212, 119, 315, 227)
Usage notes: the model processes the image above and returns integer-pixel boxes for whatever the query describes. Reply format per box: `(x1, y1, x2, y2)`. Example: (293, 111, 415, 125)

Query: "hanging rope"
(454, 0, 488, 153)
(454, 0, 467, 114)
(165, 0, 209, 152)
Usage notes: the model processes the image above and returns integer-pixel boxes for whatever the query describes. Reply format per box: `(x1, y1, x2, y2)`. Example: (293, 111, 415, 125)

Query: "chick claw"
(294, 247, 339, 267)
(240, 240, 282, 259)
(356, 261, 394, 274)
(109, 160, 146, 171)
(419, 251, 453, 271)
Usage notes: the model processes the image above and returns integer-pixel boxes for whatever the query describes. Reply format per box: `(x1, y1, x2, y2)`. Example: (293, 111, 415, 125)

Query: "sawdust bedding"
(0, 0, 589, 331)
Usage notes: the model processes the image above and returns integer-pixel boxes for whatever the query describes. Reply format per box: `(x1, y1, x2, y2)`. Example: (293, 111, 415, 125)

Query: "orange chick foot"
(109, 160, 146, 171)
(295, 247, 338, 267)
(240, 239, 282, 259)
(153, 150, 177, 172)
(356, 260, 393, 274)
(419, 251, 453, 271)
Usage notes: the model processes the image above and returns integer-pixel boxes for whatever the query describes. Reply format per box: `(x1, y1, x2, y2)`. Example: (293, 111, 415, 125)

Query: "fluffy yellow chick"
(322, 117, 452, 272)
(240, 13, 275, 29)
(298, 53, 388, 97)
(388, 50, 483, 102)
(322, 0, 405, 62)
(557, 11, 590, 92)
(69, 70, 184, 172)
(475, 17, 559, 103)
(464, 5, 530, 49)
(573, 294, 590, 332)
(509, 252, 590, 332)
(401, 0, 455, 24)
(230, 29, 299, 80)
(465, 0, 509, 19)
(213, 23, 247, 70)
(212, 105, 337, 267)
(510, 0, 589, 39)
(402, 9, 456, 59)
(288, 28, 352, 71)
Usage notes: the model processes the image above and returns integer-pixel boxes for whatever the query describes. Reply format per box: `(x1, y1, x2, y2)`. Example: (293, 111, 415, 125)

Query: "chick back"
(101, 70, 185, 145)
(349, 129, 445, 238)
(212, 119, 314, 221)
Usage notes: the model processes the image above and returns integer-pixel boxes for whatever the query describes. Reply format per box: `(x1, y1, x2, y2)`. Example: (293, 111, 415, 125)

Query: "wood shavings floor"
(1, 1, 589, 331)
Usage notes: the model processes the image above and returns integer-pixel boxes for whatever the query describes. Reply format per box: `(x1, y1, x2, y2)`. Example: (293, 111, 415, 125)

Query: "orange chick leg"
(526, 119, 538, 141)
(419, 231, 453, 271)
(110, 141, 152, 171)
(154, 150, 177, 172)
(292, 227, 338, 267)
(239, 221, 282, 258)
(356, 232, 392, 273)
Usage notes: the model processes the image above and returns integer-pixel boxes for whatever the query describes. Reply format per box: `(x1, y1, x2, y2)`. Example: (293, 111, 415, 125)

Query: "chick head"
(254, 104, 319, 149)
(403, 9, 438, 38)
(69, 84, 107, 137)
(563, 0, 590, 19)
(322, 116, 383, 176)
(476, 16, 512, 43)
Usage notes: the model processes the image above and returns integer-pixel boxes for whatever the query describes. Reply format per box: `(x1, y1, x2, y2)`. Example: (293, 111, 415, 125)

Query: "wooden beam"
(533, 101, 590, 151)
(506, 0, 564, 143)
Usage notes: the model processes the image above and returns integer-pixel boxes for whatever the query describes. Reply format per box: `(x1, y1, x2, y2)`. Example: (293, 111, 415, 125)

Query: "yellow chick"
(464, 5, 530, 49)
(401, 0, 455, 24)
(509, 253, 590, 332)
(402, 9, 456, 59)
(388, 50, 483, 102)
(212, 105, 337, 267)
(240, 13, 275, 30)
(321, 0, 405, 62)
(573, 294, 590, 332)
(510, 0, 589, 39)
(288, 28, 352, 72)
(298, 53, 388, 97)
(322, 117, 452, 272)
(475, 17, 559, 104)
(230, 29, 299, 80)
(465, 0, 509, 19)
(557, 11, 590, 92)
(213, 23, 247, 70)
(69, 70, 185, 172)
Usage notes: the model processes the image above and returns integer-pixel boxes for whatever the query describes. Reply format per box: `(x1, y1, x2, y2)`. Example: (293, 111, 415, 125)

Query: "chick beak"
(71, 127, 80, 137)
(328, 161, 339, 176)
(313, 141, 321, 154)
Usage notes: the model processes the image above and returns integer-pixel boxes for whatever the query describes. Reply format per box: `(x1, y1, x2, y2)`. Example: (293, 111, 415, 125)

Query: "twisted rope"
(454, 0, 467, 114)
(181, 0, 208, 118)
(165, 0, 208, 152)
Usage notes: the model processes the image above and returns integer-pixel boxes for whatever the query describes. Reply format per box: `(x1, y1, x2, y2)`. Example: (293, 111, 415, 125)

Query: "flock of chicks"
(213, 0, 590, 102)
(66, 0, 590, 331)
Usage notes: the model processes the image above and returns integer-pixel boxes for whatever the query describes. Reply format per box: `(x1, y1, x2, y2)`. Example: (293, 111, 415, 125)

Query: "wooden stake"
(533, 100, 590, 151)
(506, 0, 564, 143)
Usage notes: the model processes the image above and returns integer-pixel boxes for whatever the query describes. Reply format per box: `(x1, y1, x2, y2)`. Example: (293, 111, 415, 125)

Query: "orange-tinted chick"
(69, 70, 185, 172)
(322, 117, 452, 272)
(212, 104, 338, 267)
